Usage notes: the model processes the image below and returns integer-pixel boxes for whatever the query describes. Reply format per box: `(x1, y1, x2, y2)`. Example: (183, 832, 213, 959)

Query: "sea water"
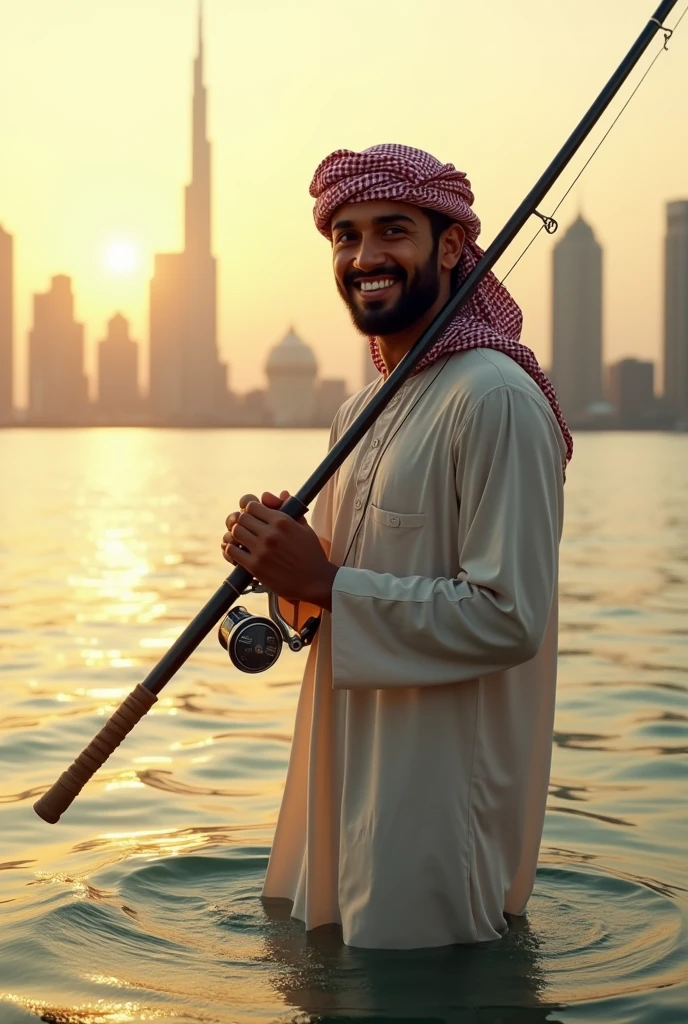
(0, 428, 686, 1024)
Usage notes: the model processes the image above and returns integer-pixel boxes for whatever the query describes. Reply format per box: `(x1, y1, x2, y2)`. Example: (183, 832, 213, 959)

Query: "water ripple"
(1, 430, 687, 1023)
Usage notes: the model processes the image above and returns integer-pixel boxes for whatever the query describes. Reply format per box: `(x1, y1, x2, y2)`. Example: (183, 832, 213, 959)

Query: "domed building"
(265, 327, 318, 427)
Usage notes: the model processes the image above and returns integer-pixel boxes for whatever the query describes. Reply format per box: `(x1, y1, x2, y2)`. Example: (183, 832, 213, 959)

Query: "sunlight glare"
(103, 240, 139, 275)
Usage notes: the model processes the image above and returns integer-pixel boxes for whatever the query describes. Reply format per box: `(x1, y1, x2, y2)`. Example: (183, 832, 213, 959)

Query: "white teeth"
(360, 278, 395, 292)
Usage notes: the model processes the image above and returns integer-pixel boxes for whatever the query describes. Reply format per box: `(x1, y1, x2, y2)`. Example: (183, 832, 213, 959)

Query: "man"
(221, 144, 571, 949)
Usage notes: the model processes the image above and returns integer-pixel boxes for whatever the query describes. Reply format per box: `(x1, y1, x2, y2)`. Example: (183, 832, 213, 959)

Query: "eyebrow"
(332, 213, 416, 232)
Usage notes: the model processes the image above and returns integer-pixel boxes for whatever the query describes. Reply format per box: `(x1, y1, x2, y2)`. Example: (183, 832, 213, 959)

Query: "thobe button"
(371, 438, 380, 449)
(354, 497, 362, 510)
(388, 515, 400, 527)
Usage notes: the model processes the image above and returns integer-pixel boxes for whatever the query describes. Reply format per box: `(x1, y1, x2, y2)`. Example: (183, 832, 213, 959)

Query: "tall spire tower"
(185, 0, 211, 257)
(149, 0, 229, 423)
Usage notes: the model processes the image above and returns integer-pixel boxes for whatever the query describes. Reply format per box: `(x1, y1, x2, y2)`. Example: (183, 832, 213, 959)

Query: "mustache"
(343, 266, 407, 289)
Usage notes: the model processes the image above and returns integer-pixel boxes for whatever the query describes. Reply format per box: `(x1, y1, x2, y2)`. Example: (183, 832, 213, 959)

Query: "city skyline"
(3, 205, 683, 428)
(1, 1, 687, 406)
(2, 190, 687, 426)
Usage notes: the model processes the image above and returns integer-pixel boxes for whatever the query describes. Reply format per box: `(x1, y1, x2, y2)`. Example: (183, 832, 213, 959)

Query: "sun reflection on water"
(1, 992, 165, 1023)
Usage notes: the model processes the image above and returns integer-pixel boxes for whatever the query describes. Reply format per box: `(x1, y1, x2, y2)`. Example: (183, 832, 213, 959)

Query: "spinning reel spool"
(218, 581, 320, 673)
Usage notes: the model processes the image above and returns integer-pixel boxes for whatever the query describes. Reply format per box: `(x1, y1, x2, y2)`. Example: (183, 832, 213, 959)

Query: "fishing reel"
(218, 581, 320, 674)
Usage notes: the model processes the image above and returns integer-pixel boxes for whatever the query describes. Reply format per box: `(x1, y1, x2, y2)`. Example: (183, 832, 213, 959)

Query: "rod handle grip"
(33, 683, 158, 824)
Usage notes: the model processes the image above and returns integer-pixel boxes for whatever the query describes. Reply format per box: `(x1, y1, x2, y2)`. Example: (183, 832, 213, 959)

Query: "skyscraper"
(551, 215, 603, 421)
(97, 313, 140, 420)
(28, 275, 88, 422)
(149, 2, 228, 423)
(663, 200, 688, 418)
(0, 225, 13, 421)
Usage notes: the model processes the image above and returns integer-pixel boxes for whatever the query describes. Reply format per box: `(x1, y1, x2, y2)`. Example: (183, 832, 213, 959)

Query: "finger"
(243, 500, 283, 525)
(220, 533, 236, 559)
(261, 491, 306, 524)
(221, 544, 236, 565)
(227, 542, 254, 571)
(239, 493, 260, 510)
(224, 510, 240, 530)
(230, 523, 257, 549)
(236, 509, 268, 536)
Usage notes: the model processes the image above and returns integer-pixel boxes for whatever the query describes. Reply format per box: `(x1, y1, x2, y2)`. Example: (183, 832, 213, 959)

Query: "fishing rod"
(34, 0, 681, 824)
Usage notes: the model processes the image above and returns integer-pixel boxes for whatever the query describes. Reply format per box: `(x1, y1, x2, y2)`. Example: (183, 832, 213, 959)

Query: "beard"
(337, 242, 442, 337)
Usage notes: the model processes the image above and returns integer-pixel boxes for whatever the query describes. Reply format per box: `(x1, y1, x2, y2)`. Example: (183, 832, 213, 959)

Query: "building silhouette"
(0, 225, 13, 421)
(148, 2, 228, 423)
(265, 327, 318, 426)
(315, 378, 348, 427)
(663, 200, 688, 419)
(607, 358, 655, 428)
(28, 275, 88, 422)
(238, 388, 270, 426)
(97, 313, 140, 420)
(551, 215, 603, 422)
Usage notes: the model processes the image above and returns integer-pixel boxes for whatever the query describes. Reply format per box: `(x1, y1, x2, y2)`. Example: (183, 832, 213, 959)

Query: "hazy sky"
(1, 0, 686, 403)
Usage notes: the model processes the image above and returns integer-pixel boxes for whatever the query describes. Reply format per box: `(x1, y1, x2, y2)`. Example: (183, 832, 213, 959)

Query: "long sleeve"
(330, 385, 564, 689)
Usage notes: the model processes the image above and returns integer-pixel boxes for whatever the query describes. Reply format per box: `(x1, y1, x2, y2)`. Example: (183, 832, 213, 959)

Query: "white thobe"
(262, 348, 566, 949)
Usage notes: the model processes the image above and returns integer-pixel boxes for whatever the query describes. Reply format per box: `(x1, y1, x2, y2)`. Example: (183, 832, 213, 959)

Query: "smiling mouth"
(354, 277, 400, 300)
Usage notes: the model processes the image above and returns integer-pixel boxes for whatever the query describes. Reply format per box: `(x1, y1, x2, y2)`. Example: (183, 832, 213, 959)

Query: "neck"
(376, 278, 452, 375)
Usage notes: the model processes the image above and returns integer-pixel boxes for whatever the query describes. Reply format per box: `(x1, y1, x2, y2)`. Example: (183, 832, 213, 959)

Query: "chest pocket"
(370, 504, 425, 529)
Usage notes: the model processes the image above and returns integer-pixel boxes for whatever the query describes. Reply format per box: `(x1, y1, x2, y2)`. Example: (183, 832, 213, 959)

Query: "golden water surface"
(0, 428, 687, 1024)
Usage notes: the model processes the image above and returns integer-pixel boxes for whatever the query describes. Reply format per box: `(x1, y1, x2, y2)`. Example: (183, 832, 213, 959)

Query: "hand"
(221, 491, 337, 610)
(221, 491, 283, 566)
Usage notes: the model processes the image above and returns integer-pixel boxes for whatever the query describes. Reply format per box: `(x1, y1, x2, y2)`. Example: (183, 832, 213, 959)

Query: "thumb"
(264, 489, 307, 525)
(261, 490, 285, 509)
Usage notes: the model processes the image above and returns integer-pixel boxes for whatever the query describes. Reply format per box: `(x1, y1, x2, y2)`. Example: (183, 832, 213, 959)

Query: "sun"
(104, 240, 139, 275)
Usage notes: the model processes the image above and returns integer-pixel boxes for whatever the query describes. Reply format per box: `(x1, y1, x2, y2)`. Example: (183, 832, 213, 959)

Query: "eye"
(334, 231, 357, 245)
(382, 226, 406, 237)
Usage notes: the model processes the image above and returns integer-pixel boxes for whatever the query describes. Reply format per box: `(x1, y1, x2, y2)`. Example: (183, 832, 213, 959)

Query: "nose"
(353, 234, 387, 273)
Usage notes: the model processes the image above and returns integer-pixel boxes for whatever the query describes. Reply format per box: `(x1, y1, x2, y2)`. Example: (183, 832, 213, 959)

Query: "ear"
(439, 224, 465, 271)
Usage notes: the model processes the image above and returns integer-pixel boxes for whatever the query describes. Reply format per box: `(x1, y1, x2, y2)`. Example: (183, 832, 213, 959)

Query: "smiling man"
(221, 144, 572, 949)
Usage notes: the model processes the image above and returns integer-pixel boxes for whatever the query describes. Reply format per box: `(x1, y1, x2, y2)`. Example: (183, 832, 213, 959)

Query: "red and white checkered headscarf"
(310, 143, 573, 466)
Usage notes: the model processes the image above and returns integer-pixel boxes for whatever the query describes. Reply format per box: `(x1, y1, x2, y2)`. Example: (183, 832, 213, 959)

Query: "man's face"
(331, 200, 444, 337)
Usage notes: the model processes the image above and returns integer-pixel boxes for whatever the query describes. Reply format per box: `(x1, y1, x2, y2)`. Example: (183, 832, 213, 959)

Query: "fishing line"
(500, 3, 688, 285)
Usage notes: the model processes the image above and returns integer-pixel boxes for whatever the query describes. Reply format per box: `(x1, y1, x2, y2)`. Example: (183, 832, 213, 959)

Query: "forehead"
(331, 199, 426, 231)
